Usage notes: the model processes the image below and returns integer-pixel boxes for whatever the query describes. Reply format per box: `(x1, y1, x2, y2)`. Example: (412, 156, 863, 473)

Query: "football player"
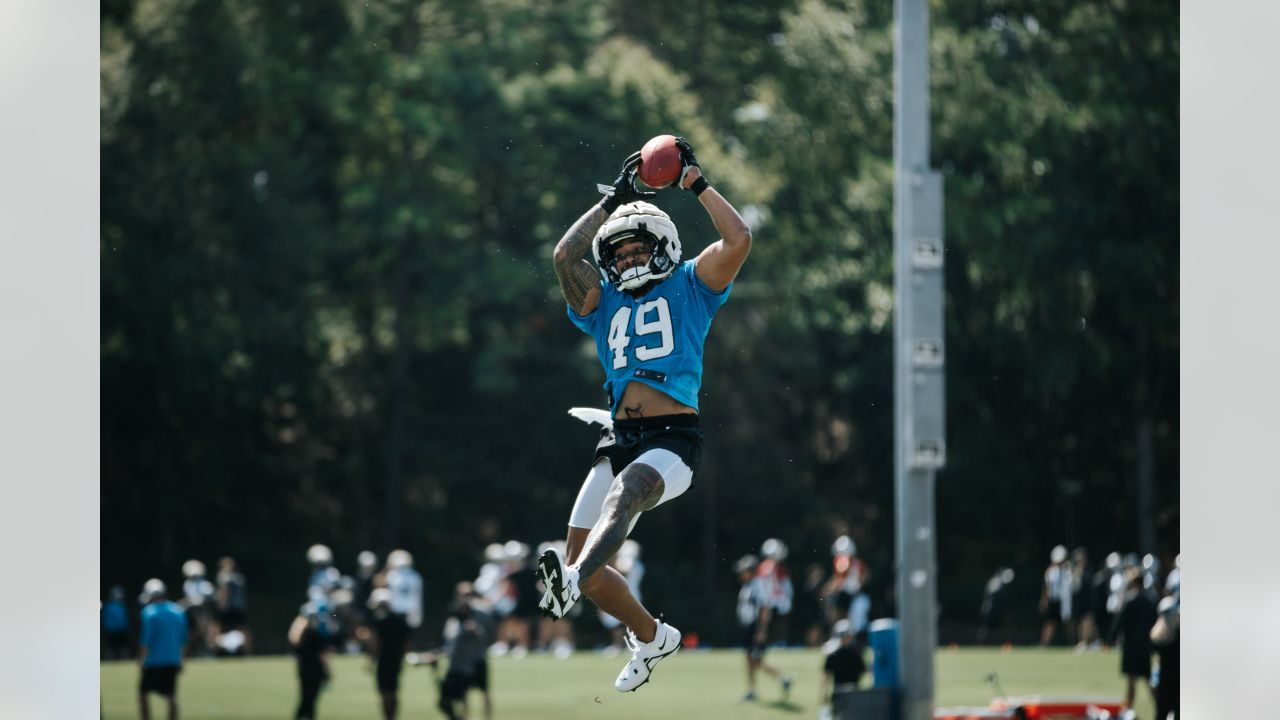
(736, 553, 794, 702)
(137, 579, 188, 720)
(539, 137, 751, 692)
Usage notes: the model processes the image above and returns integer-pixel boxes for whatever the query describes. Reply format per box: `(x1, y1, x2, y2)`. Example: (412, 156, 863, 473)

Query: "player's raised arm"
(673, 138, 752, 292)
(552, 152, 654, 316)
(552, 205, 608, 316)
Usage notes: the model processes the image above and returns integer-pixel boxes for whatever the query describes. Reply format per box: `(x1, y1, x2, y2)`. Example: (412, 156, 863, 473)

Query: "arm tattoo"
(575, 463, 664, 580)
(554, 205, 609, 310)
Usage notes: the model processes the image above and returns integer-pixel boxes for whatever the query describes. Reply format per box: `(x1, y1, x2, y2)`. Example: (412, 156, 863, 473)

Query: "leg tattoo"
(575, 463, 664, 581)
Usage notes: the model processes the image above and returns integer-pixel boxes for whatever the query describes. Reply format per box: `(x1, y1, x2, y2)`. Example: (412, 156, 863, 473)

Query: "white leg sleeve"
(633, 448, 694, 508)
(570, 449, 691, 538)
(568, 459, 614, 529)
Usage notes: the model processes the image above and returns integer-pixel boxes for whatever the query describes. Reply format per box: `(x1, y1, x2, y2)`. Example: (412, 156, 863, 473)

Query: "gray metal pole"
(894, 0, 945, 718)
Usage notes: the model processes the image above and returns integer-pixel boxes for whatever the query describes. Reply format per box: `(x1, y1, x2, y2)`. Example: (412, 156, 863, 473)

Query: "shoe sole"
(537, 549, 574, 620)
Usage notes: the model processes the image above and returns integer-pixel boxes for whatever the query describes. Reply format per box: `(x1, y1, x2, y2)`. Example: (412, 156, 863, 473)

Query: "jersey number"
(607, 298, 674, 369)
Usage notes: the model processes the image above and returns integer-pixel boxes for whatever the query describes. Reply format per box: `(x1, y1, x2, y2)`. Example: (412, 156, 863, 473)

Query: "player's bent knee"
(617, 464, 665, 511)
(632, 449, 693, 508)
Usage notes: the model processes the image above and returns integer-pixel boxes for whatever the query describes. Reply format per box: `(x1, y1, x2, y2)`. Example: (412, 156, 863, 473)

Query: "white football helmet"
(483, 542, 506, 563)
(182, 559, 206, 578)
(1050, 545, 1068, 564)
(761, 538, 789, 562)
(592, 201, 682, 291)
(832, 535, 856, 557)
(503, 540, 530, 562)
(140, 578, 167, 603)
(307, 543, 333, 566)
(387, 549, 413, 569)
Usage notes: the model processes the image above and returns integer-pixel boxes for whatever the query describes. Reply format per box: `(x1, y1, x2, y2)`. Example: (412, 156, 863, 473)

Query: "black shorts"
(1121, 650, 1152, 677)
(105, 630, 131, 649)
(830, 590, 854, 614)
(376, 657, 403, 693)
(139, 665, 179, 696)
(593, 413, 703, 476)
(218, 608, 246, 629)
(441, 660, 489, 700)
(472, 658, 489, 691)
(1042, 600, 1062, 624)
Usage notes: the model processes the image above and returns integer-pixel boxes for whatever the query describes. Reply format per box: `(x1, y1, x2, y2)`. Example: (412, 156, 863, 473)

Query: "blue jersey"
(568, 259, 731, 411)
(102, 600, 130, 633)
(140, 601, 188, 667)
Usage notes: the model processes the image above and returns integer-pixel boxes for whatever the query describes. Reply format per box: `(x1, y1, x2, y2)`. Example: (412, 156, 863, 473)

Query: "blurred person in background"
(347, 550, 382, 656)
(845, 582, 872, 648)
(179, 559, 216, 656)
(1141, 553, 1162, 600)
(307, 544, 340, 601)
(329, 580, 362, 654)
(475, 543, 514, 654)
(478, 544, 512, 618)
(538, 138, 750, 693)
(1106, 567, 1158, 713)
(416, 582, 496, 720)
(497, 541, 540, 658)
(598, 540, 645, 657)
(1070, 547, 1096, 650)
(819, 619, 866, 719)
(362, 588, 409, 720)
(1107, 553, 1139, 631)
(1039, 545, 1072, 646)
(799, 561, 831, 647)
(137, 579, 187, 720)
(735, 553, 793, 703)
(289, 597, 339, 720)
(822, 535, 868, 633)
(758, 538, 795, 642)
(1092, 552, 1122, 649)
(354, 551, 380, 624)
(1150, 592, 1179, 720)
(977, 568, 1014, 646)
(102, 585, 133, 660)
(214, 556, 249, 654)
(385, 549, 424, 638)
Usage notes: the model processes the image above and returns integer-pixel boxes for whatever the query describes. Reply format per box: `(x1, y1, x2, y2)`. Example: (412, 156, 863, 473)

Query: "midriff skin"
(614, 381, 697, 420)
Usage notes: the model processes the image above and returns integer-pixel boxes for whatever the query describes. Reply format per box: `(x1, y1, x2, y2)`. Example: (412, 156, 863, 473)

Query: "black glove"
(674, 137, 709, 194)
(674, 136, 700, 173)
(598, 151, 655, 213)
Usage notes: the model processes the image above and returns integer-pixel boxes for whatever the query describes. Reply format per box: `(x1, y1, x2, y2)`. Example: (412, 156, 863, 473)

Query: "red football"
(638, 134, 683, 189)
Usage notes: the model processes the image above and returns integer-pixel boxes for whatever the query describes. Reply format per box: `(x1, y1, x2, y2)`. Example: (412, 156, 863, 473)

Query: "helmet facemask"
(593, 202, 682, 292)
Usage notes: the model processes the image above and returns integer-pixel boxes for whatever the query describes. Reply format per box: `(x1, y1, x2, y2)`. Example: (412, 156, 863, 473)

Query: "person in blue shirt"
(539, 137, 751, 693)
(137, 578, 188, 720)
(102, 585, 133, 659)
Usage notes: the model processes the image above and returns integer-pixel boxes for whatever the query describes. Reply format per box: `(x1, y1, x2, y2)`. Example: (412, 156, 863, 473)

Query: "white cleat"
(614, 621, 681, 692)
(536, 547, 581, 620)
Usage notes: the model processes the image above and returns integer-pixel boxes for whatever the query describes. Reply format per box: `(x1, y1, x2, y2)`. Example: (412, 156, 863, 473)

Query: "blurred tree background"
(101, 0, 1177, 651)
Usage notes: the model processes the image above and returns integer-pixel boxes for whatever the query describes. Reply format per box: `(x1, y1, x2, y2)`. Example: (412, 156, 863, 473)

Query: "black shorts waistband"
(611, 413, 701, 432)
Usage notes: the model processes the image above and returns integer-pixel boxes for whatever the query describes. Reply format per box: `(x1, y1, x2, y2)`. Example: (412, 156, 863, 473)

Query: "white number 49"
(607, 298, 674, 369)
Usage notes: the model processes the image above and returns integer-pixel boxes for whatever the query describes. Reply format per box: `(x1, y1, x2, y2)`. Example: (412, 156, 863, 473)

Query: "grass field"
(102, 646, 1153, 720)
